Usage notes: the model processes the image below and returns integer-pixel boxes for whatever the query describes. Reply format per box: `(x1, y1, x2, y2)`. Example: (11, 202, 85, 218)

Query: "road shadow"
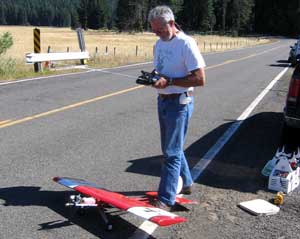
(281, 123, 300, 150)
(126, 122, 231, 177)
(269, 60, 290, 68)
(127, 112, 287, 193)
(277, 60, 289, 64)
(197, 112, 285, 192)
(0, 186, 156, 239)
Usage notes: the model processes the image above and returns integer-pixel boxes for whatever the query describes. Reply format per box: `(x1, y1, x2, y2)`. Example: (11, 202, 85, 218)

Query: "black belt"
(159, 91, 193, 99)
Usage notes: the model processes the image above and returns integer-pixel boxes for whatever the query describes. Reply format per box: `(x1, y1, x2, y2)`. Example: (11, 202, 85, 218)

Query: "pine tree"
(63, 9, 71, 27)
(221, 0, 230, 32)
(71, 9, 81, 29)
(78, 0, 89, 29)
(87, 0, 109, 29)
(116, 0, 131, 31)
(107, 0, 119, 29)
(201, 0, 215, 32)
(0, 3, 6, 25)
(227, 0, 254, 34)
(6, 3, 18, 25)
(17, 7, 29, 25)
(1, 0, 299, 35)
(180, 0, 214, 31)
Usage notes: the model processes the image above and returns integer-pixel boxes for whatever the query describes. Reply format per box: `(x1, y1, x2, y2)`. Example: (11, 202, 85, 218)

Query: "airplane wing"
(53, 177, 187, 226)
(146, 191, 198, 205)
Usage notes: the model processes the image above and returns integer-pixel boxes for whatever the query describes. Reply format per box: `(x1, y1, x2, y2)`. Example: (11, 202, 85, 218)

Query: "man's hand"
(153, 77, 169, 89)
(136, 70, 173, 88)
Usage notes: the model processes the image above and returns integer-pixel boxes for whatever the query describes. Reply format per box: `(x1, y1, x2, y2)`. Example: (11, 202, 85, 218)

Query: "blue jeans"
(157, 95, 194, 206)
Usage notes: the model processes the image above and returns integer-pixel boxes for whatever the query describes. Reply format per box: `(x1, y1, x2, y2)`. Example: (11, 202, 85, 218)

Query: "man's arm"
(153, 68, 205, 89)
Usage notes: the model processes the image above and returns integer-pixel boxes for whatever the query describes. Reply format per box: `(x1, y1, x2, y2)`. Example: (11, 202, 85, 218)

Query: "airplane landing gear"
(65, 194, 113, 231)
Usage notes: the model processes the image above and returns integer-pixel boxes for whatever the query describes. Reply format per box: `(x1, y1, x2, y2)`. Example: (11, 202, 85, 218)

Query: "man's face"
(150, 18, 173, 41)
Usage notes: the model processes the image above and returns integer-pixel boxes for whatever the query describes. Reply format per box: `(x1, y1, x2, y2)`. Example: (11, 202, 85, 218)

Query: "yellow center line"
(0, 120, 12, 125)
(206, 46, 282, 70)
(0, 85, 144, 129)
(0, 45, 283, 130)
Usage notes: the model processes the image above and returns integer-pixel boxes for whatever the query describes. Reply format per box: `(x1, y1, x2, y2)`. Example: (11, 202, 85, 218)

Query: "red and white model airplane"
(53, 177, 197, 231)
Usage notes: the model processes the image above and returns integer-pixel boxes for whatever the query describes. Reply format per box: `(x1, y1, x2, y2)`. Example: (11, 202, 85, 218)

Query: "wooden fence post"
(94, 46, 99, 61)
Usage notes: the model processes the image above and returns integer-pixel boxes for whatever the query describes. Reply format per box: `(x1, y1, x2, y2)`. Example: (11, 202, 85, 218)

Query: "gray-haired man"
(148, 5, 206, 209)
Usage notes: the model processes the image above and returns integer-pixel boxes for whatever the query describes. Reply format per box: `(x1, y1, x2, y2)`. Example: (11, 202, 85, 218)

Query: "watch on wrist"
(168, 77, 173, 86)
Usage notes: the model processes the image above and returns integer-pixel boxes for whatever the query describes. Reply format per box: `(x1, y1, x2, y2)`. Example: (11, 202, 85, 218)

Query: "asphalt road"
(0, 38, 298, 239)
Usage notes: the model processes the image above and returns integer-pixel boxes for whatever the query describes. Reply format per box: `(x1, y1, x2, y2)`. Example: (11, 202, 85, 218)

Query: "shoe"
(179, 186, 192, 195)
(151, 199, 172, 211)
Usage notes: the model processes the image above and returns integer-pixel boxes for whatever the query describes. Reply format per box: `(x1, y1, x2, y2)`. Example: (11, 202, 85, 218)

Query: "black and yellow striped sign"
(33, 28, 41, 53)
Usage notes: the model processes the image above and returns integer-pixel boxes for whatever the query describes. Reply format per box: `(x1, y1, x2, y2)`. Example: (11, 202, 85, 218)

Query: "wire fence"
(45, 37, 264, 68)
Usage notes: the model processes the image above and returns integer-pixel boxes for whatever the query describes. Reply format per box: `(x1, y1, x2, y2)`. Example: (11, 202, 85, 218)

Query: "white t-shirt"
(154, 31, 206, 94)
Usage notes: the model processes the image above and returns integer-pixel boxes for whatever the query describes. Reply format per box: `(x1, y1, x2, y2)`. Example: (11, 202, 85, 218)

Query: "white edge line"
(97, 61, 153, 71)
(97, 70, 136, 79)
(0, 62, 153, 87)
(237, 67, 289, 121)
(191, 66, 290, 181)
(0, 69, 95, 86)
(131, 62, 290, 239)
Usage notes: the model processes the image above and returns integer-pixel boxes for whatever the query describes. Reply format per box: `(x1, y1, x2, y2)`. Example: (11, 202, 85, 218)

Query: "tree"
(78, 0, 89, 29)
(201, 0, 215, 31)
(116, 0, 132, 31)
(253, 0, 299, 35)
(1, 0, 299, 35)
(221, 0, 230, 32)
(62, 10, 71, 27)
(179, 0, 215, 31)
(88, 0, 101, 29)
(286, 0, 300, 36)
(107, 0, 120, 29)
(227, 0, 254, 34)
(71, 9, 81, 29)
(39, 4, 55, 26)
(87, 0, 109, 29)
(6, 3, 18, 25)
(17, 7, 29, 25)
(131, 0, 148, 31)
(99, 0, 110, 28)
(0, 3, 6, 25)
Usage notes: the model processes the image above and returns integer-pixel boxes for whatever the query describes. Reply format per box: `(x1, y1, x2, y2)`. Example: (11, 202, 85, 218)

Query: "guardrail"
(25, 51, 90, 72)
(26, 51, 90, 64)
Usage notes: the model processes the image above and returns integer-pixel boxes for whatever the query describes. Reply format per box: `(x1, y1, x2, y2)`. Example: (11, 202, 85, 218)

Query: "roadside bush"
(0, 58, 16, 77)
(0, 32, 16, 78)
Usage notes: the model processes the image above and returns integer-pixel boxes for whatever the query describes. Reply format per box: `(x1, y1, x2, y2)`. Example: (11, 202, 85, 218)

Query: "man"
(148, 6, 206, 209)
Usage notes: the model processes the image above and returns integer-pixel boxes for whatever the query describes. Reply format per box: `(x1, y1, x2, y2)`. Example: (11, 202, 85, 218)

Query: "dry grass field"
(0, 26, 270, 79)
